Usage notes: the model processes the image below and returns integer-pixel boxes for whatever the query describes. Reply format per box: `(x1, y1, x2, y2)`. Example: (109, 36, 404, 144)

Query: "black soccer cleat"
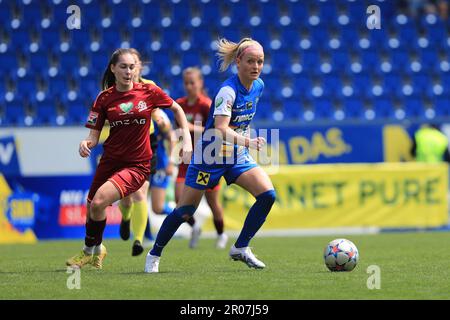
(132, 240, 144, 256)
(120, 219, 131, 241)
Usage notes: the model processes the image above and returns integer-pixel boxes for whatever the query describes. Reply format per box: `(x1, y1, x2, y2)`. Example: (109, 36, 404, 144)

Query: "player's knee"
(90, 196, 107, 214)
(120, 196, 132, 208)
(173, 205, 196, 221)
(258, 189, 276, 205)
(132, 189, 147, 202)
(152, 204, 164, 215)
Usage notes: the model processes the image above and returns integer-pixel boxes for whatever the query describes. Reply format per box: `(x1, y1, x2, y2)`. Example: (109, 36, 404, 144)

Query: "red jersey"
(85, 82, 173, 162)
(176, 94, 211, 144)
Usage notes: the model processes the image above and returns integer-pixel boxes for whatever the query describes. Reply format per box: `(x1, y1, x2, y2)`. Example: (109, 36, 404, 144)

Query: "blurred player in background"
(176, 67, 228, 249)
(411, 123, 450, 163)
(66, 48, 192, 268)
(145, 38, 276, 273)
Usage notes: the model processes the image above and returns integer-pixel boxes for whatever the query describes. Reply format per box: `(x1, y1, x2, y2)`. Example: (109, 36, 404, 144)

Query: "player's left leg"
(229, 166, 276, 269)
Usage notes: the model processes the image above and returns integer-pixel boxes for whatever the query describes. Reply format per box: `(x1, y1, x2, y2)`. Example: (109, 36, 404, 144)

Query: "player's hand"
(166, 162, 174, 176)
(79, 140, 92, 158)
(181, 145, 193, 165)
(248, 137, 266, 151)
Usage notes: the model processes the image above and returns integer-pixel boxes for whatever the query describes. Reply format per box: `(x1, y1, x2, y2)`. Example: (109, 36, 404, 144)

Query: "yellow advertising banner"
(0, 174, 37, 244)
(213, 163, 448, 230)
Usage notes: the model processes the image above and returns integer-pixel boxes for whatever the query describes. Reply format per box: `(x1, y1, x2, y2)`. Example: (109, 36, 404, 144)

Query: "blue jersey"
(186, 75, 263, 190)
(192, 75, 264, 166)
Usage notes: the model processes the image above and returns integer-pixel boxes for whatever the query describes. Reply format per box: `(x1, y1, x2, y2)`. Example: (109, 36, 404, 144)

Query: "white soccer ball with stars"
(323, 238, 359, 272)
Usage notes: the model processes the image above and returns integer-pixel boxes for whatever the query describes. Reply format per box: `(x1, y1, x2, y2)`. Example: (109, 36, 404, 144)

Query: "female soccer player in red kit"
(175, 67, 228, 249)
(66, 48, 192, 269)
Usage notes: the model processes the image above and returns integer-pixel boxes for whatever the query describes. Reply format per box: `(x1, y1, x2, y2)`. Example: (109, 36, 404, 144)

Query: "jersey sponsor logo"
(87, 111, 99, 125)
(196, 171, 210, 186)
(110, 118, 147, 127)
(119, 102, 134, 113)
(137, 100, 148, 112)
(232, 112, 255, 123)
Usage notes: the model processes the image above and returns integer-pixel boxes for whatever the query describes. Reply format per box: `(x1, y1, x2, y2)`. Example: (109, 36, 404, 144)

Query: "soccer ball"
(323, 238, 359, 272)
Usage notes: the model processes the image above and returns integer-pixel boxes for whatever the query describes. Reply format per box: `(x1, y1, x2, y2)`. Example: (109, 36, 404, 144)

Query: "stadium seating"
(0, 0, 449, 126)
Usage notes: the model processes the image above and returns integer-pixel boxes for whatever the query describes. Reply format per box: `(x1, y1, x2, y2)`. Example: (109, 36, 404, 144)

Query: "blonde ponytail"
(216, 37, 262, 73)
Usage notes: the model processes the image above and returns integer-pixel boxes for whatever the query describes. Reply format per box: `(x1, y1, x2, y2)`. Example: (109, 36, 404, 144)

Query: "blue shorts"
(150, 169, 171, 189)
(185, 153, 258, 190)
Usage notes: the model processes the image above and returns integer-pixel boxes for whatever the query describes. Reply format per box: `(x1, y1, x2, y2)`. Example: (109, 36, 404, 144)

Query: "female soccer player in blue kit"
(144, 38, 276, 273)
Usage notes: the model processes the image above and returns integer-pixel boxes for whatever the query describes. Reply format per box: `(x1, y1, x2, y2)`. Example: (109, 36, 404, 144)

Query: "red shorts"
(176, 163, 221, 192)
(87, 156, 151, 203)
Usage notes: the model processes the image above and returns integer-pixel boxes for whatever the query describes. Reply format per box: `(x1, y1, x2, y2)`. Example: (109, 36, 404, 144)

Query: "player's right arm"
(81, 91, 107, 158)
(79, 129, 101, 158)
(213, 86, 265, 151)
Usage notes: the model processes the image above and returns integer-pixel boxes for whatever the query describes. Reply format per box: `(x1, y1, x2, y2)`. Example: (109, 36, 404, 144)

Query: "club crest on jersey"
(119, 102, 134, 113)
(196, 171, 210, 186)
(215, 97, 223, 109)
(215, 97, 232, 112)
(137, 101, 148, 112)
(87, 111, 98, 125)
(246, 101, 253, 109)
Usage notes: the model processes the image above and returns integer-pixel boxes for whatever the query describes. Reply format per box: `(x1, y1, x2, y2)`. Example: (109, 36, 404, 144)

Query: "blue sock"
(150, 205, 196, 256)
(144, 218, 153, 240)
(161, 202, 174, 215)
(235, 190, 276, 248)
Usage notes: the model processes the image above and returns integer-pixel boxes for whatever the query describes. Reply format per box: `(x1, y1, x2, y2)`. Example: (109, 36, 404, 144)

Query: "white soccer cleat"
(189, 224, 202, 249)
(216, 233, 229, 249)
(144, 253, 160, 273)
(229, 245, 266, 269)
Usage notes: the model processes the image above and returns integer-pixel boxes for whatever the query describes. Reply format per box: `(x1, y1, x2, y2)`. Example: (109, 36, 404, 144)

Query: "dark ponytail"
(101, 48, 134, 90)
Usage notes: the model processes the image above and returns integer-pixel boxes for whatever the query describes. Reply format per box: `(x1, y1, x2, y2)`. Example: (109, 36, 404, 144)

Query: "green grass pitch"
(0, 232, 449, 299)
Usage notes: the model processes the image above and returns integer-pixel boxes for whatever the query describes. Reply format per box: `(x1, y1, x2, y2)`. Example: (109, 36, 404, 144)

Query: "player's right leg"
(145, 185, 204, 273)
